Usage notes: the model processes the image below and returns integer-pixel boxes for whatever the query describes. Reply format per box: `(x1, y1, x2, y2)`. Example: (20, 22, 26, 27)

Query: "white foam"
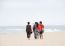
(44, 29, 61, 32)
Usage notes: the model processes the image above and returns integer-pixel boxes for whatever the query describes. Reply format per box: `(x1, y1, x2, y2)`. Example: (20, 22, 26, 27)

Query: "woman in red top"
(37, 21, 44, 39)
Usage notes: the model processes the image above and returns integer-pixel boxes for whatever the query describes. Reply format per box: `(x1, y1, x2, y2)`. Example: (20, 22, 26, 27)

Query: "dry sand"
(0, 32, 65, 46)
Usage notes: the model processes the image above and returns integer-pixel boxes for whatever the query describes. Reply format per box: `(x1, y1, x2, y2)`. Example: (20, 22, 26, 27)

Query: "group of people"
(26, 21, 44, 40)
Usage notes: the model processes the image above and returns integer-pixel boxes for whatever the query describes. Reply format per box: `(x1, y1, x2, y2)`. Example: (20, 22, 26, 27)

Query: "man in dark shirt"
(26, 22, 32, 40)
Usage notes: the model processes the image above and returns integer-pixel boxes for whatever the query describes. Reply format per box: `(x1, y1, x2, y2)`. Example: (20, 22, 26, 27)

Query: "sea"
(0, 25, 65, 33)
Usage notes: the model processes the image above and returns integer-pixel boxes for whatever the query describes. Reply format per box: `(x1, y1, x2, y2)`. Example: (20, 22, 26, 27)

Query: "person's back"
(26, 22, 32, 40)
(26, 24, 32, 32)
(37, 24, 44, 32)
(37, 21, 44, 39)
(33, 22, 39, 39)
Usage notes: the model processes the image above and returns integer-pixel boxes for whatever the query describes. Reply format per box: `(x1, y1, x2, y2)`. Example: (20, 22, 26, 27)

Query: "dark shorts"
(39, 30, 44, 34)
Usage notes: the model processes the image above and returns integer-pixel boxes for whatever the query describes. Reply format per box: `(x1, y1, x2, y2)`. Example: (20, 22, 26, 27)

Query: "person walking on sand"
(33, 22, 39, 39)
(26, 22, 32, 40)
(37, 21, 44, 39)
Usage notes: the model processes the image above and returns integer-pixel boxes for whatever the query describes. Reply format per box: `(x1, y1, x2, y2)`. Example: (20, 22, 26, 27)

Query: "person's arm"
(42, 24, 44, 30)
(30, 25, 32, 33)
(33, 25, 35, 32)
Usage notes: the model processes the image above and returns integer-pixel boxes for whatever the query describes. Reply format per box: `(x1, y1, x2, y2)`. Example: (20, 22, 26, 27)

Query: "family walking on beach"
(26, 21, 44, 40)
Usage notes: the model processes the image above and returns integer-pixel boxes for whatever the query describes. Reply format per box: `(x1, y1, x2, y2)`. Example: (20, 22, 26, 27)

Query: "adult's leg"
(40, 31, 43, 39)
(37, 31, 39, 39)
(27, 32, 30, 40)
(34, 31, 37, 39)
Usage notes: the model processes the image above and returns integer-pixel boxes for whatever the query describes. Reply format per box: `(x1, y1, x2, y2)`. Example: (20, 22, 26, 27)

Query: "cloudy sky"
(0, 0, 65, 26)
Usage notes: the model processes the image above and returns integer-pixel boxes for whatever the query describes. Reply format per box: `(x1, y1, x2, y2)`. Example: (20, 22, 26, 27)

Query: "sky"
(0, 0, 65, 26)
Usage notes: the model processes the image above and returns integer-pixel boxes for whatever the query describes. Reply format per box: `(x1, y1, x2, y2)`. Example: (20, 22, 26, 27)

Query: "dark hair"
(40, 21, 42, 24)
(27, 22, 30, 24)
(35, 22, 38, 27)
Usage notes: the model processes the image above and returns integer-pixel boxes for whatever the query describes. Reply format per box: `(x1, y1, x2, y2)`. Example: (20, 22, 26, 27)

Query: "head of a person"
(40, 21, 42, 24)
(35, 22, 38, 27)
(35, 22, 37, 24)
(27, 22, 30, 25)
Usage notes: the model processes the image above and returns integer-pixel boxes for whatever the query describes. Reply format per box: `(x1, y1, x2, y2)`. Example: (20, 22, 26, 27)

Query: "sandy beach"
(0, 32, 65, 46)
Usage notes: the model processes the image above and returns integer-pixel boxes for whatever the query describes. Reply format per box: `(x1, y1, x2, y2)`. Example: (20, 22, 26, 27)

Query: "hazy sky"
(0, 0, 65, 26)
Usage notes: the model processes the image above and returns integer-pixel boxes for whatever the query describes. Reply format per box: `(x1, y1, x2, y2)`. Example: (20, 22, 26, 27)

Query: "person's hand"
(31, 32, 32, 33)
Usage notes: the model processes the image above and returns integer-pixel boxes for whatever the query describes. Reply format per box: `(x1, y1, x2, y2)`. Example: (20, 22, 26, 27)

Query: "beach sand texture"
(0, 32, 65, 46)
